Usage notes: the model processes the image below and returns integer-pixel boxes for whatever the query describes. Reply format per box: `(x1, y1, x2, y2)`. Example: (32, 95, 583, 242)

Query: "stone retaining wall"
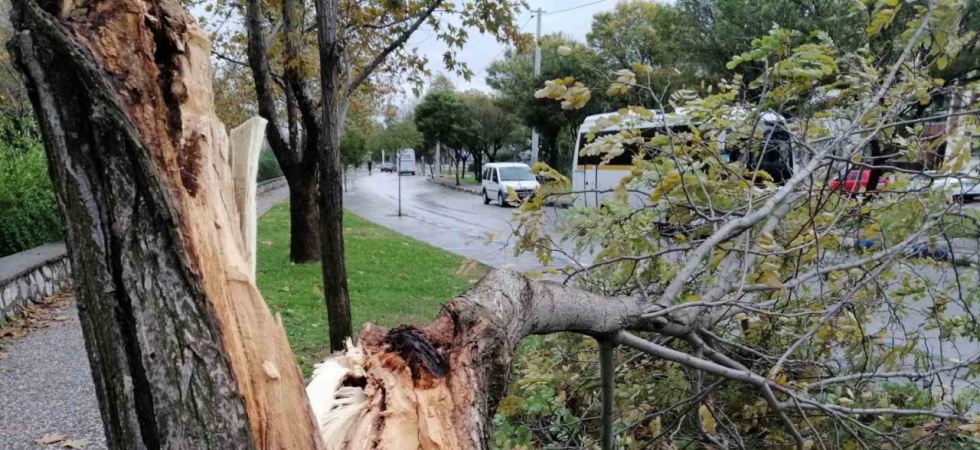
(257, 176, 286, 197)
(0, 243, 71, 325)
(0, 179, 284, 325)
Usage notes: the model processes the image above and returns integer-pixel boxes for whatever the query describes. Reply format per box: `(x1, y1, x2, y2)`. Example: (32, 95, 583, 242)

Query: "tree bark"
(9, 0, 322, 447)
(244, 0, 323, 264)
(308, 269, 644, 449)
(285, 163, 322, 263)
(314, 0, 353, 352)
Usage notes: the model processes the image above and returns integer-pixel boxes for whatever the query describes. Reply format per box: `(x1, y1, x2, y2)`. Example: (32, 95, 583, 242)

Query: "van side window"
(483, 168, 489, 180)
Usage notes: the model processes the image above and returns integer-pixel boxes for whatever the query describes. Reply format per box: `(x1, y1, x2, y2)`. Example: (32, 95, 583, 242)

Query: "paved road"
(0, 182, 292, 450)
(346, 173, 980, 401)
(346, 171, 588, 275)
(5, 171, 979, 446)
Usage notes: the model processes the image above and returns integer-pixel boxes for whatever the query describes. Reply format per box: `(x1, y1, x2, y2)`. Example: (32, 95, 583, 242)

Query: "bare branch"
(344, 0, 443, 96)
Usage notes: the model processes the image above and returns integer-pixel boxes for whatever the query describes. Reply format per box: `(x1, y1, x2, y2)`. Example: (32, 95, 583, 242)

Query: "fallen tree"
(4, 0, 640, 447)
(12, 0, 980, 448)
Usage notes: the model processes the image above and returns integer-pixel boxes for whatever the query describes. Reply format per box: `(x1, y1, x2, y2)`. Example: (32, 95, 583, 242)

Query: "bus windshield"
(499, 166, 536, 181)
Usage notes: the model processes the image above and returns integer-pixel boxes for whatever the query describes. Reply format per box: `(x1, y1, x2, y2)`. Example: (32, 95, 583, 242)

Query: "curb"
(427, 177, 482, 196)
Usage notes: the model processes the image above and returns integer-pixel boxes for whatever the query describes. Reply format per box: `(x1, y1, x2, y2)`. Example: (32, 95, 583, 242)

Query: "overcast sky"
(406, 0, 618, 94)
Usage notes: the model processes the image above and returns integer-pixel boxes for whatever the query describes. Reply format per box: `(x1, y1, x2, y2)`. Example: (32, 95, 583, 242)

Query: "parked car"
(380, 162, 394, 173)
(830, 169, 890, 192)
(910, 171, 980, 202)
(481, 163, 540, 207)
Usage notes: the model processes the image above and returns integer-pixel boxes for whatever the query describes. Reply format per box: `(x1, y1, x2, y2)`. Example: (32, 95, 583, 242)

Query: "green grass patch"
(440, 171, 481, 186)
(256, 203, 486, 375)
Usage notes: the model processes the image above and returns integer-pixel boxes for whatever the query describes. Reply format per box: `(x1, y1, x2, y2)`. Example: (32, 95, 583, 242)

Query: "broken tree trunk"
(8, 0, 322, 448)
(230, 116, 269, 280)
(307, 269, 643, 449)
(10, 3, 653, 449)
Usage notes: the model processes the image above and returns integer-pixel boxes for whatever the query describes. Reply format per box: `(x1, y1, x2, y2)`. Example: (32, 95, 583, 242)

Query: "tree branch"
(244, 0, 291, 163)
(344, 0, 443, 97)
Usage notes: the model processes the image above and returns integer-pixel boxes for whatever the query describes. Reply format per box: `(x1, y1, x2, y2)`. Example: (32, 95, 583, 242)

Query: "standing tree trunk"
(245, 0, 323, 264)
(285, 162, 322, 262)
(314, 0, 353, 351)
(8, 0, 323, 447)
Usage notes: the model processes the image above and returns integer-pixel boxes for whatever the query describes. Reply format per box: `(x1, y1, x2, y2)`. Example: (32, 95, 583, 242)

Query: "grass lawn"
(440, 171, 481, 186)
(256, 203, 485, 375)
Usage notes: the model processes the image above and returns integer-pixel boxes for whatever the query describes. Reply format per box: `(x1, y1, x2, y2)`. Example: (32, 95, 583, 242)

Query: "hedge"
(0, 118, 62, 257)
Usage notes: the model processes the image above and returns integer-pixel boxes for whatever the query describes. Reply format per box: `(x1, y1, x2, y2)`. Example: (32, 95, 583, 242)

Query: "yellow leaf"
(60, 439, 91, 449)
(699, 404, 717, 434)
(37, 433, 69, 445)
(650, 416, 662, 436)
(761, 270, 783, 288)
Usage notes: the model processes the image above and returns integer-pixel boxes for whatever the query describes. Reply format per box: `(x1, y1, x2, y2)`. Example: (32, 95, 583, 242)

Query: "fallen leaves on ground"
(35, 432, 90, 448)
(36, 432, 69, 444)
(0, 290, 73, 355)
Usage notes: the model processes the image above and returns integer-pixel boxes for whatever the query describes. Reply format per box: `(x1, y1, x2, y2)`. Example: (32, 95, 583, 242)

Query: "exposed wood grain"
(9, 0, 323, 448)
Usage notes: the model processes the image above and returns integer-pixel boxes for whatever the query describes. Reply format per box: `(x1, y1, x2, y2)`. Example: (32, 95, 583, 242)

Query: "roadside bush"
(257, 146, 283, 182)
(0, 117, 62, 257)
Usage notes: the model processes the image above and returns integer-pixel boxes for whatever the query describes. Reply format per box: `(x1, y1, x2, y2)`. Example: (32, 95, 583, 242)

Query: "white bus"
(396, 148, 416, 176)
(571, 111, 791, 207)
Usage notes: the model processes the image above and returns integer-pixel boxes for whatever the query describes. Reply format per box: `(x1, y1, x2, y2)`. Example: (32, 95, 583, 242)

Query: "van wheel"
(498, 191, 507, 207)
(483, 190, 490, 205)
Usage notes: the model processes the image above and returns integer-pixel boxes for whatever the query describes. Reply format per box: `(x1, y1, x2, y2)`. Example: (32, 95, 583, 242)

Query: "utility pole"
(530, 8, 544, 165)
(435, 141, 441, 177)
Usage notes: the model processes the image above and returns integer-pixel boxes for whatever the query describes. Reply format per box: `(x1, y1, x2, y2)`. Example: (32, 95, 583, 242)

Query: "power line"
(546, 0, 609, 15)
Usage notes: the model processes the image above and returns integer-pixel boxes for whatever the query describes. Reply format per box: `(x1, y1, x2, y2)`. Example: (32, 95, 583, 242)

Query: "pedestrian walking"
(368, 160, 373, 175)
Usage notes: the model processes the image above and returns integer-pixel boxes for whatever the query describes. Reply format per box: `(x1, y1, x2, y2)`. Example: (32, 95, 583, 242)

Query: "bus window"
(576, 126, 692, 167)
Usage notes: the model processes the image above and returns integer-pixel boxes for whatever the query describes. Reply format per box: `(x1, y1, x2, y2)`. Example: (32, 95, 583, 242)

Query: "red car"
(830, 169, 889, 192)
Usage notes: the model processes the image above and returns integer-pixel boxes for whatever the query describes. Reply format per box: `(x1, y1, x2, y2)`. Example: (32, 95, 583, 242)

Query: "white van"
(397, 148, 416, 175)
(571, 111, 791, 207)
(481, 163, 540, 206)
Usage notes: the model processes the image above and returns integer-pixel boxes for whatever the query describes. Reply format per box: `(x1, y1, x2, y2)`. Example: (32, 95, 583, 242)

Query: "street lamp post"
(397, 150, 402, 217)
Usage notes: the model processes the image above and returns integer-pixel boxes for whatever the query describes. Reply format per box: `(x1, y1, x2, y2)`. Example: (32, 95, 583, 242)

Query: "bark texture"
(9, 0, 322, 448)
(285, 163, 323, 262)
(244, 0, 322, 264)
(314, 0, 353, 352)
(314, 269, 643, 449)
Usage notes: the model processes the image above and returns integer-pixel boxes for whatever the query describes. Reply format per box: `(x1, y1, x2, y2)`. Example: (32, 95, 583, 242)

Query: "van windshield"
(499, 166, 535, 181)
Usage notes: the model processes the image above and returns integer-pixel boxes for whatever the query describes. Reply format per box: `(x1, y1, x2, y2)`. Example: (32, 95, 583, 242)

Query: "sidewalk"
(0, 181, 291, 450)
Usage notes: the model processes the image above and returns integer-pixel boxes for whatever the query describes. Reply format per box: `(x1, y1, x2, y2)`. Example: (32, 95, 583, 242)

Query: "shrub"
(257, 146, 283, 182)
(0, 117, 62, 257)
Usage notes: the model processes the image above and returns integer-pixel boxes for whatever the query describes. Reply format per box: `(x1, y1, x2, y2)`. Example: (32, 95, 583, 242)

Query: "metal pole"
(598, 338, 616, 450)
(397, 150, 402, 217)
(530, 8, 543, 165)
